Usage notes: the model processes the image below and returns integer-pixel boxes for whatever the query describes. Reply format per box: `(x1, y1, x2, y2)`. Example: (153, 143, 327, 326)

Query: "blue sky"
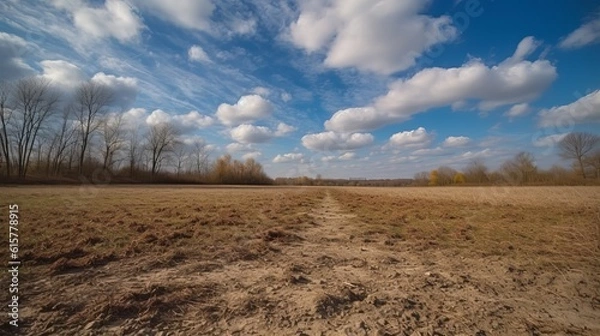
(1, 0, 599, 178)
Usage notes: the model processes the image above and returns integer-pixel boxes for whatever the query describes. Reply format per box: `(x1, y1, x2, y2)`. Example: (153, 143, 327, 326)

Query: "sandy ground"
(9, 189, 599, 336)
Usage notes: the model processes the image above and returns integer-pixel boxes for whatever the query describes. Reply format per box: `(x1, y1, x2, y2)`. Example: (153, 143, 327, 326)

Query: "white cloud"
(134, 0, 214, 31)
(274, 122, 296, 136)
(39, 60, 86, 90)
(120, 107, 148, 130)
(227, 122, 293, 145)
(146, 109, 172, 125)
(91, 72, 138, 108)
(38, 61, 138, 107)
(251, 86, 270, 97)
(388, 127, 432, 148)
(533, 133, 568, 147)
(230, 19, 257, 36)
(146, 109, 214, 131)
(98, 56, 131, 72)
(273, 153, 304, 163)
(230, 124, 273, 144)
(216, 95, 274, 126)
(325, 37, 557, 132)
(288, 0, 457, 74)
(505, 103, 530, 118)
(0, 32, 33, 80)
(188, 45, 210, 63)
(502, 36, 541, 66)
(339, 152, 356, 160)
(281, 92, 292, 102)
(53, 0, 144, 43)
(411, 147, 447, 157)
(321, 152, 357, 162)
(538, 90, 600, 127)
(226, 143, 251, 153)
(443, 136, 471, 147)
(177, 110, 214, 128)
(242, 151, 262, 160)
(559, 14, 600, 49)
(302, 131, 374, 151)
(460, 148, 492, 159)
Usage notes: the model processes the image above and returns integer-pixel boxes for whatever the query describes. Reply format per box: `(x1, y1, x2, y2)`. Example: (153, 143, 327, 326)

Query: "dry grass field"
(1, 186, 599, 335)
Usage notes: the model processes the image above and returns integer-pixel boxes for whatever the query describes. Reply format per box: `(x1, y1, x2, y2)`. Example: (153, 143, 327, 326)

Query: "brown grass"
(1, 185, 599, 335)
(331, 186, 600, 270)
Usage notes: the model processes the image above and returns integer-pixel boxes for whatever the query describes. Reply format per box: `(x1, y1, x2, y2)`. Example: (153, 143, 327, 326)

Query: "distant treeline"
(412, 138, 600, 186)
(0, 77, 598, 186)
(274, 177, 413, 187)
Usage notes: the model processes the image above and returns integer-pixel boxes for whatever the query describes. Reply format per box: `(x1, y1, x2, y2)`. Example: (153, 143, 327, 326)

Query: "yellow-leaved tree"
(453, 172, 466, 184)
(429, 170, 439, 186)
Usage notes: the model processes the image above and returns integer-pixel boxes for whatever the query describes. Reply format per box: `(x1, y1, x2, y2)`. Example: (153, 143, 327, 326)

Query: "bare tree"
(437, 166, 457, 185)
(48, 107, 77, 175)
(12, 77, 60, 177)
(147, 122, 178, 176)
(173, 142, 188, 176)
(584, 150, 600, 179)
(191, 140, 211, 176)
(0, 82, 12, 176)
(74, 82, 113, 174)
(413, 171, 429, 186)
(100, 114, 124, 171)
(501, 151, 537, 185)
(126, 130, 143, 177)
(558, 132, 600, 179)
(464, 158, 489, 184)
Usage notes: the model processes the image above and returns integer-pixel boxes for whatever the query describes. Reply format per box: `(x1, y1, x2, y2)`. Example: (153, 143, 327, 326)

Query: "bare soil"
(1, 186, 598, 335)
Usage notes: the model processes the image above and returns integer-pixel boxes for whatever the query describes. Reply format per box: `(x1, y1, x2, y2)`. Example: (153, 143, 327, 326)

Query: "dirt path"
(21, 191, 600, 335)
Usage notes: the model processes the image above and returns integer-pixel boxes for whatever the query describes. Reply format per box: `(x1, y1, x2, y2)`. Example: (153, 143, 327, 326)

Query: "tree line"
(0, 77, 271, 184)
(1, 77, 598, 186)
(414, 132, 600, 186)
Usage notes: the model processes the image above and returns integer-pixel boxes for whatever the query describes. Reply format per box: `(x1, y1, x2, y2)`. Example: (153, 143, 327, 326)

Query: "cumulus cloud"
(134, 0, 214, 31)
(273, 153, 304, 163)
(38, 61, 138, 107)
(288, 0, 457, 74)
(505, 103, 531, 118)
(188, 45, 210, 63)
(91, 72, 138, 108)
(39, 60, 86, 90)
(559, 14, 600, 49)
(325, 37, 557, 132)
(302, 131, 374, 151)
(53, 0, 144, 43)
(538, 90, 600, 127)
(216, 95, 274, 126)
(229, 122, 294, 144)
(274, 122, 296, 136)
(443, 136, 471, 147)
(242, 151, 262, 160)
(146, 109, 214, 131)
(230, 124, 273, 144)
(120, 107, 147, 130)
(0, 32, 34, 80)
(502, 36, 541, 66)
(388, 127, 432, 148)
